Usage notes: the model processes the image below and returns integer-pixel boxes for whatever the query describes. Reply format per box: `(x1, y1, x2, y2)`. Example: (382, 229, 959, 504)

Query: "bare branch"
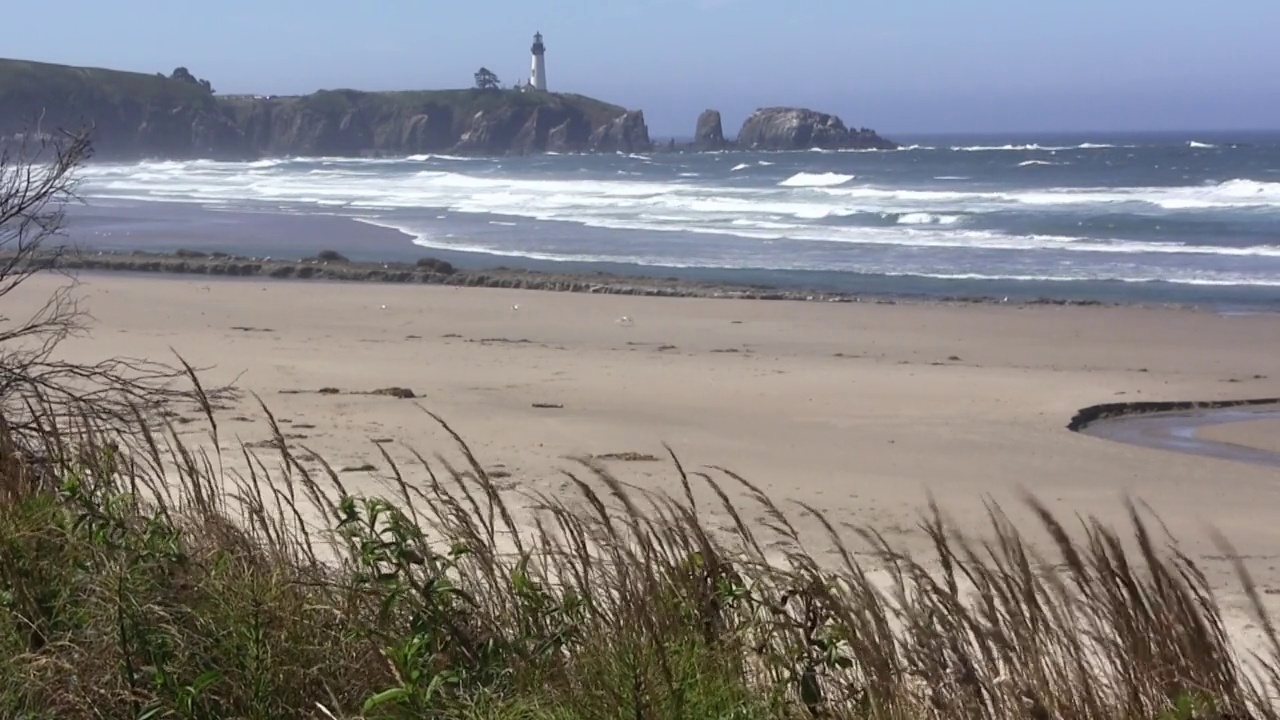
(0, 124, 236, 454)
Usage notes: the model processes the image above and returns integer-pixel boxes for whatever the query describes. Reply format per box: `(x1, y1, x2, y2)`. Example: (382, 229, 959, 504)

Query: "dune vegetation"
(3, 375, 1280, 720)
(3, 129, 1279, 720)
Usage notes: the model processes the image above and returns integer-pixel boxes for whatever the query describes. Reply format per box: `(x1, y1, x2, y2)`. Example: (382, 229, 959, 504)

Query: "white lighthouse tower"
(529, 32, 547, 91)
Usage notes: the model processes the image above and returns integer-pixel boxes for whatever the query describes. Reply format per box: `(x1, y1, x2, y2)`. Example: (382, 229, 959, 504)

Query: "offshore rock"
(735, 107, 896, 151)
(0, 58, 648, 159)
(694, 109, 727, 150)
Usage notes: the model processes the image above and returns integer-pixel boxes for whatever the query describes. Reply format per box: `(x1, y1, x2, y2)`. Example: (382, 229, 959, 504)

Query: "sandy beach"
(14, 269, 1280, 627)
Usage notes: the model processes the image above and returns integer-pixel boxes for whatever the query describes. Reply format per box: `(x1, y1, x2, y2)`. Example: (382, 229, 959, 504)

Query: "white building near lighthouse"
(529, 32, 547, 91)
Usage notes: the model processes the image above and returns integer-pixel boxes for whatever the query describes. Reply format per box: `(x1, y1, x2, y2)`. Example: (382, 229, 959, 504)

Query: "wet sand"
(12, 269, 1280, 650)
(1200, 417, 1280, 455)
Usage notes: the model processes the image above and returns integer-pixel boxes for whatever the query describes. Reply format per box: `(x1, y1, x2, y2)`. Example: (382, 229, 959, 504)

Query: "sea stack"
(694, 109, 727, 150)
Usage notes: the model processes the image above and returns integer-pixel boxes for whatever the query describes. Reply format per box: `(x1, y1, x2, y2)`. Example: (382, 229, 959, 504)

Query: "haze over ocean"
(71, 131, 1280, 308)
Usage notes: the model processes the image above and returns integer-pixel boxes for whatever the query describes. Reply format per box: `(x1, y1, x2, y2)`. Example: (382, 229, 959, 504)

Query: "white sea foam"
(74, 158, 1280, 291)
(875, 271, 1280, 287)
(359, 217, 1280, 288)
(81, 159, 1280, 216)
(778, 172, 855, 187)
(897, 213, 963, 225)
(730, 218, 804, 231)
(407, 153, 471, 162)
(953, 144, 1057, 152)
(375, 201, 1280, 259)
(838, 144, 936, 152)
(1017, 160, 1063, 167)
(951, 143, 1127, 152)
(817, 178, 1280, 210)
(730, 163, 751, 172)
(1188, 141, 1216, 149)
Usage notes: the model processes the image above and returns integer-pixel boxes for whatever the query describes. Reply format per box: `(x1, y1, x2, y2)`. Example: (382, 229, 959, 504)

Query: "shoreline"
(35, 247, 1177, 310)
(1067, 397, 1280, 432)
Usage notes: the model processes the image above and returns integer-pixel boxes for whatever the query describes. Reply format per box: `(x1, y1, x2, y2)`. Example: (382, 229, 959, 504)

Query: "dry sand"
(14, 270, 1280, 636)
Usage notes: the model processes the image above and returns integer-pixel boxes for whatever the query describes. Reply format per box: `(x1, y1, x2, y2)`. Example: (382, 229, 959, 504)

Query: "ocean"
(70, 131, 1280, 308)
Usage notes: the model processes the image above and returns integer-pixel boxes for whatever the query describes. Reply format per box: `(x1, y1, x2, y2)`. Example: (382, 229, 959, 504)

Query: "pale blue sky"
(6, 0, 1278, 136)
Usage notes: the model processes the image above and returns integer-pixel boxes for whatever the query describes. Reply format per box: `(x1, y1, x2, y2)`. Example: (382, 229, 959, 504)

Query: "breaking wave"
(778, 172, 855, 187)
(75, 148, 1280, 291)
(350, 217, 1280, 288)
(950, 143, 1129, 152)
(896, 213, 963, 225)
(80, 159, 1280, 217)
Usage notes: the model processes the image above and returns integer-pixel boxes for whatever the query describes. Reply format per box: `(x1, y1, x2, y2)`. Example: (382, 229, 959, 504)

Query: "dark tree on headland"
(473, 67, 501, 91)
(168, 66, 214, 94)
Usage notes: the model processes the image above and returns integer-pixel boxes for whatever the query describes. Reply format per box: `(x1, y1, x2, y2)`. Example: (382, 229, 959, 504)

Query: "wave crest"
(779, 172, 855, 188)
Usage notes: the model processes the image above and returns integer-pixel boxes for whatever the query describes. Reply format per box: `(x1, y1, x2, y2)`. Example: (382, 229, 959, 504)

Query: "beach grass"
(1, 380, 1277, 719)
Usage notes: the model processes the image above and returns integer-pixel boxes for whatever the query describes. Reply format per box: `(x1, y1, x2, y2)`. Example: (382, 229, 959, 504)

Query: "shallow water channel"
(1082, 406, 1280, 469)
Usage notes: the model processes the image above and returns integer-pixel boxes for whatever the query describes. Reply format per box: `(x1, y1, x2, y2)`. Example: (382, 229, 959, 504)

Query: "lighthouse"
(529, 32, 547, 91)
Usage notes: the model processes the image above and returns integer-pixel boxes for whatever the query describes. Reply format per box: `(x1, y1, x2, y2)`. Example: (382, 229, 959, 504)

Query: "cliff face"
(735, 107, 896, 151)
(587, 110, 651, 153)
(0, 58, 649, 159)
(223, 89, 643, 157)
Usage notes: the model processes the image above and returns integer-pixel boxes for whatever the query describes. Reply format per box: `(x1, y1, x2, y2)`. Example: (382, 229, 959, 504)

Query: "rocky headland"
(0, 58, 650, 159)
(0, 58, 896, 159)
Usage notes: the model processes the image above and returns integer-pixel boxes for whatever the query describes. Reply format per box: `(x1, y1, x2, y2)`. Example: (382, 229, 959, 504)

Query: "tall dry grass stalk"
(0, 375, 1274, 719)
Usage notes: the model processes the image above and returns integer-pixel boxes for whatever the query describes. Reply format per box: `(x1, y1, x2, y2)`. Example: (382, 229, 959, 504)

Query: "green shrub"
(312, 249, 350, 263)
(416, 257, 457, 275)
